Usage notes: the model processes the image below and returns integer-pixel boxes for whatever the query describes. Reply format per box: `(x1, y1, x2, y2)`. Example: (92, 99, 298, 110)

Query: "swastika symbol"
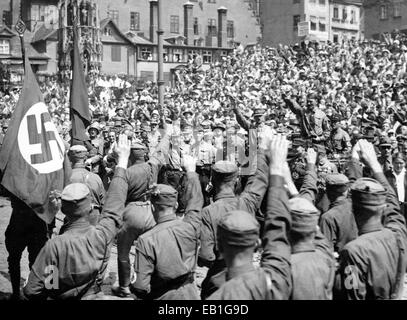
(17, 102, 65, 174)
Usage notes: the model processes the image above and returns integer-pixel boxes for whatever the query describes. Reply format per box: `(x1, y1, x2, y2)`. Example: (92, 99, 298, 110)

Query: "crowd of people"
(2, 29, 407, 300)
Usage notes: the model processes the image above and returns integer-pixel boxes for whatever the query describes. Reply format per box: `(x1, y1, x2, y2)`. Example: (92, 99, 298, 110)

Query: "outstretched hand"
(270, 134, 289, 176)
(115, 134, 131, 169)
(306, 148, 317, 165)
(357, 139, 382, 173)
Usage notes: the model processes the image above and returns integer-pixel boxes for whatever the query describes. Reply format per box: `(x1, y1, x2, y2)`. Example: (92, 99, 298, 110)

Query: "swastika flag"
(0, 56, 67, 224)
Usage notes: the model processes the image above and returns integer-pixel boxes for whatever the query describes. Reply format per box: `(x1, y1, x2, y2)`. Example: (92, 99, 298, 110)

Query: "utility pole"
(157, 0, 164, 107)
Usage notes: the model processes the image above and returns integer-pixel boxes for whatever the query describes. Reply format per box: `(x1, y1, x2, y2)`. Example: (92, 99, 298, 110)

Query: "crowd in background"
(3, 29, 407, 300)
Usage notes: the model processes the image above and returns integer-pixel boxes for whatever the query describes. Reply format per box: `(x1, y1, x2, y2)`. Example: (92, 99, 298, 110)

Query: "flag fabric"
(0, 56, 66, 224)
(70, 24, 91, 145)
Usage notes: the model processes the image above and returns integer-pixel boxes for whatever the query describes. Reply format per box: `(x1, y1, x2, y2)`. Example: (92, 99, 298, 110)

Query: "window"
(203, 50, 212, 64)
(111, 45, 121, 62)
(173, 48, 183, 62)
(208, 0, 216, 3)
(170, 15, 179, 33)
(227, 20, 234, 38)
(319, 0, 325, 5)
(350, 10, 356, 24)
(208, 18, 217, 36)
(140, 47, 152, 60)
(293, 15, 301, 30)
(108, 9, 119, 26)
(293, 0, 300, 4)
(342, 8, 347, 21)
(319, 17, 326, 32)
(380, 5, 388, 19)
(333, 34, 339, 43)
(0, 39, 10, 54)
(394, 1, 402, 17)
(333, 7, 339, 19)
(130, 12, 140, 31)
(309, 0, 316, 3)
(194, 18, 199, 35)
(2, 10, 11, 27)
(310, 16, 317, 31)
(103, 27, 112, 36)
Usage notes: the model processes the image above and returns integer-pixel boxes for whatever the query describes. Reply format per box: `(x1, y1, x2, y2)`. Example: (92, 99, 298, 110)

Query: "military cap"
(351, 178, 387, 208)
(212, 122, 226, 131)
(150, 184, 178, 207)
(115, 106, 124, 112)
(183, 109, 193, 116)
(150, 120, 159, 126)
(61, 183, 91, 217)
(307, 92, 319, 101)
(253, 107, 266, 117)
(88, 122, 101, 133)
(326, 174, 349, 193)
(212, 161, 238, 183)
(68, 145, 88, 160)
(289, 197, 320, 234)
(218, 210, 260, 247)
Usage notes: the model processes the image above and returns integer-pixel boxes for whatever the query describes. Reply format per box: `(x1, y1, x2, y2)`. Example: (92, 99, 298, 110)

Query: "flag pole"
(15, 18, 27, 72)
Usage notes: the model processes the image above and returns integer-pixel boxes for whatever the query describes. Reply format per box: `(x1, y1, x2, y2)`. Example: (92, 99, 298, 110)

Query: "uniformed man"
(195, 131, 216, 207)
(378, 136, 393, 172)
(130, 155, 204, 300)
(329, 114, 351, 156)
(335, 139, 407, 300)
(199, 144, 270, 299)
(289, 197, 336, 300)
(22, 134, 132, 300)
(85, 122, 104, 175)
(319, 174, 358, 254)
(284, 92, 330, 151)
(112, 142, 157, 298)
(207, 134, 291, 300)
(67, 145, 105, 226)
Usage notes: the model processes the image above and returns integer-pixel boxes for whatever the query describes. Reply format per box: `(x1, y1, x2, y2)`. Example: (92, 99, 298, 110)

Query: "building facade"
(0, 0, 262, 85)
(260, 0, 363, 46)
(330, 0, 363, 43)
(364, 0, 407, 39)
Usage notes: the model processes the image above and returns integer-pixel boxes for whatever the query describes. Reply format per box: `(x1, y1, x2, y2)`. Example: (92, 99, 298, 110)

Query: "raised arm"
(181, 155, 204, 234)
(298, 148, 319, 204)
(261, 135, 292, 300)
(240, 149, 270, 214)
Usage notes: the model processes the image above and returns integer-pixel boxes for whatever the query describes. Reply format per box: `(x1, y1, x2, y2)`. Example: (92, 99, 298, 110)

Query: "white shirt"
(393, 168, 406, 203)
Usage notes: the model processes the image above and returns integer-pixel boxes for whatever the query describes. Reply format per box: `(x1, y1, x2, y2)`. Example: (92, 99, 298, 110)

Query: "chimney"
(149, 0, 158, 43)
(183, 1, 194, 46)
(217, 6, 227, 48)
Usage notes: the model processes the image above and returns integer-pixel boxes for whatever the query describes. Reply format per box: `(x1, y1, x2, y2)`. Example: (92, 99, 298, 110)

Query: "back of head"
(61, 183, 91, 218)
(325, 173, 349, 201)
(150, 184, 178, 219)
(218, 210, 259, 252)
(68, 145, 88, 164)
(289, 197, 319, 241)
(212, 161, 238, 189)
(351, 178, 386, 218)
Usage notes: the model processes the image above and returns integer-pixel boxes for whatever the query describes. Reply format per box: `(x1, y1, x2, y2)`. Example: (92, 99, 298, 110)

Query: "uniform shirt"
(319, 198, 358, 253)
(132, 172, 203, 300)
(290, 231, 336, 300)
(22, 168, 128, 300)
(335, 171, 407, 300)
(199, 151, 270, 266)
(207, 175, 292, 300)
(69, 164, 105, 209)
